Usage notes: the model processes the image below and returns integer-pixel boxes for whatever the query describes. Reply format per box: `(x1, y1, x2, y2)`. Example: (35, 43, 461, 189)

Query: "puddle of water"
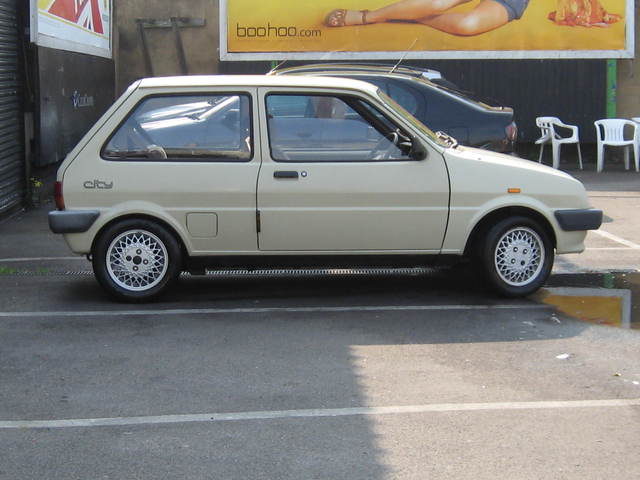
(541, 272, 639, 329)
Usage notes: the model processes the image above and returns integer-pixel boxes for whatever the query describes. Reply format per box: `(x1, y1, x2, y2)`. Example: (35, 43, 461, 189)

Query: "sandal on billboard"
(324, 9, 371, 27)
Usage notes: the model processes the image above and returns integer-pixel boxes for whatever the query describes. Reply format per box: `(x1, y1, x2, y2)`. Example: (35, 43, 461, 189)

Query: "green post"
(603, 272, 615, 289)
(606, 59, 617, 118)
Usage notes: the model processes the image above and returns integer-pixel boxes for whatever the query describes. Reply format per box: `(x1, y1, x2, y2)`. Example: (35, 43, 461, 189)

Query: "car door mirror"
(396, 131, 422, 159)
(409, 138, 427, 160)
(398, 136, 413, 152)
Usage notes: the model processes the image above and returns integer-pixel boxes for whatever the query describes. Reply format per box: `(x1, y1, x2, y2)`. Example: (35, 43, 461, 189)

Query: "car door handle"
(273, 171, 299, 179)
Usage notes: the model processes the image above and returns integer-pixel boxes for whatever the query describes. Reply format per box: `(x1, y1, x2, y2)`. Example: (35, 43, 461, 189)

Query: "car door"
(256, 88, 449, 252)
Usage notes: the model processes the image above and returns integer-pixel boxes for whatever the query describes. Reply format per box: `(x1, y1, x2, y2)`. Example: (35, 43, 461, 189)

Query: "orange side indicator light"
(508, 188, 521, 194)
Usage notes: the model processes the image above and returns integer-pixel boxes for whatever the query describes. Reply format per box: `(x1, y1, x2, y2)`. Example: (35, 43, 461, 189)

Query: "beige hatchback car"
(49, 75, 601, 301)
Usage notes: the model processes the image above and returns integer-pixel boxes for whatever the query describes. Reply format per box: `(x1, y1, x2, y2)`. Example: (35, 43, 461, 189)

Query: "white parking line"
(0, 256, 84, 262)
(2, 398, 638, 430)
(586, 248, 640, 251)
(0, 304, 549, 318)
(591, 230, 640, 249)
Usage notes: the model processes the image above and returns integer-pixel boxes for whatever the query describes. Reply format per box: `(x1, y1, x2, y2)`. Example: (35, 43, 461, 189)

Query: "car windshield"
(375, 89, 449, 147)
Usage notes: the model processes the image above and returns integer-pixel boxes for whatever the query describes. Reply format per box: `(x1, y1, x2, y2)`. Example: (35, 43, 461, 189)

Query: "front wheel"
(477, 216, 554, 297)
(92, 219, 182, 302)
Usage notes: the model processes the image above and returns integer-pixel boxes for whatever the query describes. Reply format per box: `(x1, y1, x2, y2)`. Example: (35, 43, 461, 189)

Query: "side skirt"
(185, 254, 465, 274)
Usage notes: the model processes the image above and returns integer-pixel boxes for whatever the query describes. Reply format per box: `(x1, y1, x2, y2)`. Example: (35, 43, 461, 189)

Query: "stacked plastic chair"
(535, 116, 583, 170)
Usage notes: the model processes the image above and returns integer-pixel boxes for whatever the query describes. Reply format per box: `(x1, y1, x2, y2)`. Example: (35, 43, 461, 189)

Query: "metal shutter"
(0, 0, 22, 215)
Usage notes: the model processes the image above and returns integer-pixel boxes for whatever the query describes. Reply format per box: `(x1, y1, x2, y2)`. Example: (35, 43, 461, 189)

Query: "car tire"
(476, 216, 553, 298)
(92, 219, 182, 302)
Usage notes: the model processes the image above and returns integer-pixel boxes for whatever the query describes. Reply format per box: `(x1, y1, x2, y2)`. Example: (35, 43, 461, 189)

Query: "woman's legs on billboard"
(420, 0, 510, 35)
(325, 0, 512, 36)
(325, 0, 471, 26)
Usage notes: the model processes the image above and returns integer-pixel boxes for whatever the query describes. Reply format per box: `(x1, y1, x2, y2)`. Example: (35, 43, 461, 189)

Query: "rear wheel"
(92, 219, 182, 302)
(477, 216, 553, 297)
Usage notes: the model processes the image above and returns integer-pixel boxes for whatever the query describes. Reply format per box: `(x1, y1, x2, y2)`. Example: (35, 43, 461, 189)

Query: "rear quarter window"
(102, 94, 253, 162)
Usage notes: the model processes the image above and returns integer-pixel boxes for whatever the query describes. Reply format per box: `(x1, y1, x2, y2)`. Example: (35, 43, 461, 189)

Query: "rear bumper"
(49, 210, 100, 234)
(554, 209, 603, 232)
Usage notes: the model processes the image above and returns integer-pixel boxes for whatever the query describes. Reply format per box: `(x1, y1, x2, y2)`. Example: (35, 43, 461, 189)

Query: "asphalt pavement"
(0, 157, 639, 479)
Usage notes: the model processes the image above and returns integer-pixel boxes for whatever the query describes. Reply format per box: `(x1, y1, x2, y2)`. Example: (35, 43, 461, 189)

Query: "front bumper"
(554, 209, 603, 232)
(49, 210, 100, 234)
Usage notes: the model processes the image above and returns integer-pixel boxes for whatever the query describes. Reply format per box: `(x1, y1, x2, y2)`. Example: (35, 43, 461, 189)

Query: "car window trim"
(264, 92, 417, 164)
(100, 92, 256, 163)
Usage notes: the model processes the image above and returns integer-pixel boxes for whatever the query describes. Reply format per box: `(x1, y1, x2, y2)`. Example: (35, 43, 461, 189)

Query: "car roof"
(271, 63, 443, 80)
(273, 67, 510, 111)
(136, 75, 380, 94)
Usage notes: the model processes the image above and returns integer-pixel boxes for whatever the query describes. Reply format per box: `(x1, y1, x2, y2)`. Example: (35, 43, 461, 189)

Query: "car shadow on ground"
(43, 262, 589, 346)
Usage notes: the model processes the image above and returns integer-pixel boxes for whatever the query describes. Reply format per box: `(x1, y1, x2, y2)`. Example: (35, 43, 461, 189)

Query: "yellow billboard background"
(227, 0, 627, 54)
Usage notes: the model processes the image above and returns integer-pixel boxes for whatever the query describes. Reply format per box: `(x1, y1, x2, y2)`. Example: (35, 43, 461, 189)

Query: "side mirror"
(398, 139, 413, 150)
(396, 132, 426, 160)
(409, 138, 427, 161)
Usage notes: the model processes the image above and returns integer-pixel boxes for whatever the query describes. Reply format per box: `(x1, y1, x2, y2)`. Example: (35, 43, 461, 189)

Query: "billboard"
(220, 0, 633, 60)
(32, 0, 112, 58)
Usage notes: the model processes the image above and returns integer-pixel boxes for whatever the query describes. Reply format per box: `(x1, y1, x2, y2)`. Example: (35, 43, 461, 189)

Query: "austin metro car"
(48, 75, 601, 302)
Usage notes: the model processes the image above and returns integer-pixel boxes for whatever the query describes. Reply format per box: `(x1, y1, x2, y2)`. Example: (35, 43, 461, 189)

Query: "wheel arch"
(463, 206, 557, 257)
(91, 213, 188, 259)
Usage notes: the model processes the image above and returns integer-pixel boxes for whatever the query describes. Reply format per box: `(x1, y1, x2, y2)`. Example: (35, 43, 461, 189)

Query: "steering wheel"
(146, 144, 168, 160)
(370, 131, 399, 160)
(130, 119, 170, 159)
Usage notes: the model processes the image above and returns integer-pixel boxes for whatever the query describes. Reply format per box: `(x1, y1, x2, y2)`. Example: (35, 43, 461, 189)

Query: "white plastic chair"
(535, 116, 583, 170)
(594, 119, 639, 173)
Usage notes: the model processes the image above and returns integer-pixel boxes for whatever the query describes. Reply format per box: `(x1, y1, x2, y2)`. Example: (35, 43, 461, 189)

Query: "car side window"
(102, 94, 252, 162)
(265, 94, 413, 162)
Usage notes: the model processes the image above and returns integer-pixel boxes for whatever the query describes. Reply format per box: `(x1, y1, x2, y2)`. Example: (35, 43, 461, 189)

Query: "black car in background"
(271, 63, 518, 153)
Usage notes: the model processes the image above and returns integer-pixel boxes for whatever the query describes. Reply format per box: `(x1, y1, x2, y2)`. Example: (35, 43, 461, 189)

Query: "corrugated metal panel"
(221, 59, 606, 143)
(0, 0, 23, 215)
(36, 47, 115, 166)
(418, 59, 606, 143)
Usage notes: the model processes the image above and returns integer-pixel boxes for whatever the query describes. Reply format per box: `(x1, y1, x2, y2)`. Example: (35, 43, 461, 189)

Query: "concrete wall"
(115, 1, 219, 95)
(616, 5, 639, 119)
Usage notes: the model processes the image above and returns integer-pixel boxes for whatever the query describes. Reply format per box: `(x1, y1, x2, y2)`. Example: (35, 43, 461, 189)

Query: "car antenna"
(389, 38, 417, 74)
(268, 59, 287, 74)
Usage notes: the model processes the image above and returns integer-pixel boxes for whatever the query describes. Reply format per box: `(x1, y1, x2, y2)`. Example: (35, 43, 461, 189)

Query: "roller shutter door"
(0, 0, 22, 215)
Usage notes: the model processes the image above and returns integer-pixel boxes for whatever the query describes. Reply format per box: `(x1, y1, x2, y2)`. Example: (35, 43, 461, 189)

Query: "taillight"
(505, 122, 518, 142)
(54, 181, 65, 210)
